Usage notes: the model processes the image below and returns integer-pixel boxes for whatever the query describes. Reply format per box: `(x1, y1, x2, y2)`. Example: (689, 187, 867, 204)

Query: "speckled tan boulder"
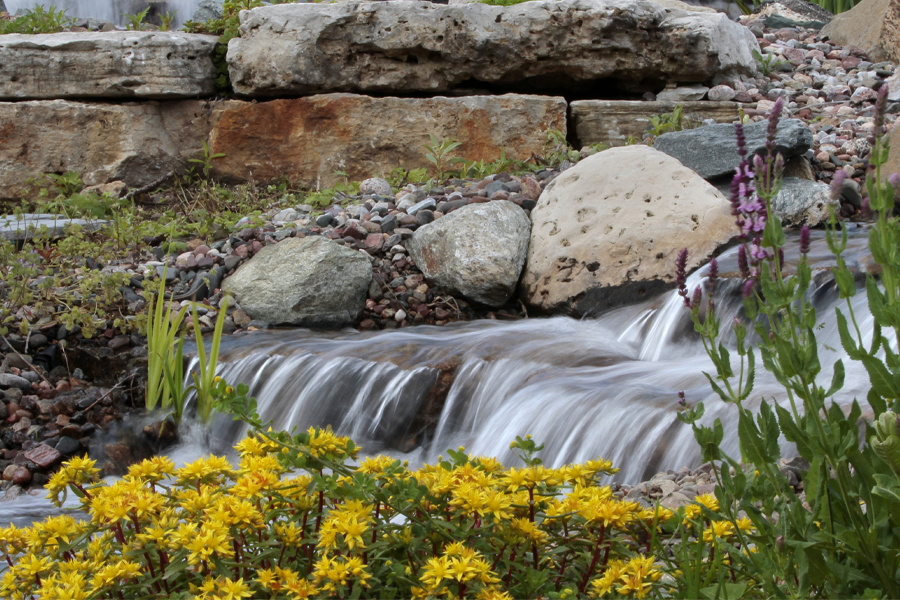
(520, 145, 736, 316)
(820, 0, 900, 64)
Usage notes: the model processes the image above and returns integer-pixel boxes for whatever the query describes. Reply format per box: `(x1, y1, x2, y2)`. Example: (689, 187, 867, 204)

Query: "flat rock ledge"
(0, 94, 563, 199)
(0, 32, 218, 100)
(226, 0, 760, 97)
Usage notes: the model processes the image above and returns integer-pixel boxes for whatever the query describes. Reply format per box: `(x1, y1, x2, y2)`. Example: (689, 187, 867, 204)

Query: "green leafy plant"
(423, 133, 465, 181)
(0, 4, 74, 34)
(674, 89, 900, 597)
(186, 295, 230, 423)
(188, 141, 226, 180)
(753, 49, 789, 77)
(44, 171, 83, 198)
(123, 6, 150, 31)
(159, 10, 177, 31)
(143, 266, 189, 416)
(646, 104, 684, 138)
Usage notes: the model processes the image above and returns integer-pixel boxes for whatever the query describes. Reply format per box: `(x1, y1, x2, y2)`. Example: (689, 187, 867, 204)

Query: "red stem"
(578, 524, 606, 594)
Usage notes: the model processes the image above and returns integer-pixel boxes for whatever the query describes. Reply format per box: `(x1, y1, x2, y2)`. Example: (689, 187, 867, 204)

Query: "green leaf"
(825, 359, 845, 398)
(861, 354, 900, 401)
(836, 310, 863, 360)
(699, 583, 747, 600)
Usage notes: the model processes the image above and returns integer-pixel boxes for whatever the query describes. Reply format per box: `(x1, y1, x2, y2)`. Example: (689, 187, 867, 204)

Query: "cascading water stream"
(182, 225, 877, 484)
(5, 0, 200, 28)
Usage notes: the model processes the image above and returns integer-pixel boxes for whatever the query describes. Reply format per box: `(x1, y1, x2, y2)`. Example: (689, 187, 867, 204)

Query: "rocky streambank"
(1, 0, 900, 498)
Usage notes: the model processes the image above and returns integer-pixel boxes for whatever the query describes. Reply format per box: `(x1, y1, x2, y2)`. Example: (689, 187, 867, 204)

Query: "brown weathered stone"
(820, 0, 900, 64)
(23, 444, 61, 469)
(570, 100, 748, 147)
(209, 94, 565, 188)
(0, 100, 216, 199)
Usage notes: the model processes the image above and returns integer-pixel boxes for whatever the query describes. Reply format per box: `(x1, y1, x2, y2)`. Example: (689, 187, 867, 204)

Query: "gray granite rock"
(654, 118, 814, 180)
(408, 200, 531, 307)
(191, 0, 225, 22)
(714, 177, 836, 227)
(222, 236, 372, 327)
(359, 178, 393, 197)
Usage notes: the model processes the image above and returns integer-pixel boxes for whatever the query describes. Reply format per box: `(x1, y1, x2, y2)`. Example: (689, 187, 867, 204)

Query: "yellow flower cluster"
(3, 428, 755, 600)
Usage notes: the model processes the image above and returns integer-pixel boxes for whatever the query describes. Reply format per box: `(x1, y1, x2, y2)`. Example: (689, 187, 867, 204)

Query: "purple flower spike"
(708, 257, 719, 284)
(677, 391, 687, 407)
(735, 121, 748, 158)
(691, 286, 702, 309)
(738, 244, 750, 278)
(830, 169, 847, 201)
(875, 84, 888, 138)
(800, 225, 810, 255)
(676, 248, 690, 307)
(742, 278, 756, 298)
(766, 97, 784, 152)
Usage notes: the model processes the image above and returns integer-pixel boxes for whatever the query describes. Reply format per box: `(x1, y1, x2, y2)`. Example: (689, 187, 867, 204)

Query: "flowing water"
(184, 225, 877, 484)
(5, 0, 199, 28)
(0, 226, 877, 524)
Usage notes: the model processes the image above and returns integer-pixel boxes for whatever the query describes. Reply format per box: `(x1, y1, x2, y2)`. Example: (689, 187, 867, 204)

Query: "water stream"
(186, 226, 876, 484)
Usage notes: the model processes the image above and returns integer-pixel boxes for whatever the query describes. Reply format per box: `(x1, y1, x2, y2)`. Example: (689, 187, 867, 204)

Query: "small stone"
(407, 198, 437, 216)
(707, 84, 735, 102)
(23, 443, 61, 468)
(0, 373, 32, 391)
(415, 210, 435, 225)
(55, 436, 81, 456)
(394, 309, 407, 322)
(360, 178, 393, 197)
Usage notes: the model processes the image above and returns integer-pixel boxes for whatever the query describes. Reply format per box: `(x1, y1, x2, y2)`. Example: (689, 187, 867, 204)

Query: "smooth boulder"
(227, 0, 759, 96)
(222, 236, 372, 328)
(714, 177, 836, 227)
(820, 0, 900, 64)
(653, 118, 814, 180)
(0, 32, 218, 100)
(407, 200, 531, 307)
(521, 145, 735, 316)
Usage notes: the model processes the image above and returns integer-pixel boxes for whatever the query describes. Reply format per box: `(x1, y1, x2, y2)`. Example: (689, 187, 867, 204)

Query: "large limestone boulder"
(0, 32, 218, 100)
(820, 0, 900, 64)
(226, 0, 759, 97)
(521, 146, 735, 316)
(653, 118, 814, 181)
(208, 94, 565, 188)
(222, 236, 373, 328)
(0, 100, 216, 199)
(407, 200, 531, 307)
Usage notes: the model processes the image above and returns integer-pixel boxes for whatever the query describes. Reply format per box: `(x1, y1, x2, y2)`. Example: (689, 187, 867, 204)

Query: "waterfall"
(4, 0, 200, 28)
(189, 225, 876, 484)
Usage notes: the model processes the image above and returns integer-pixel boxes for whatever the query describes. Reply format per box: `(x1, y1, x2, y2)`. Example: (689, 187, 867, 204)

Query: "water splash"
(183, 226, 876, 484)
(4, 0, 200, 28)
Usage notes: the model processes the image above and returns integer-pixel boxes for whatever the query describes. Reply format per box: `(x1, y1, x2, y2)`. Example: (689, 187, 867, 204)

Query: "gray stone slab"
(0, 214, 107, 241)
(0, 31, 218, 100)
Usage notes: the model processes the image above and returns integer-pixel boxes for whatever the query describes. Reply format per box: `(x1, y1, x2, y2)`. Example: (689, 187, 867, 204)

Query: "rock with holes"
(520, 145, 735, 316)
(0, 32, 218, 100)
(407, 200, 531, 307)
(226, 0, 759, 96)
(222, 236, 373, 327)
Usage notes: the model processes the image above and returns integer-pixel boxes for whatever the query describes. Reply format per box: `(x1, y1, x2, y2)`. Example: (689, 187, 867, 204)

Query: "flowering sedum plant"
(2, 394, 767, 600)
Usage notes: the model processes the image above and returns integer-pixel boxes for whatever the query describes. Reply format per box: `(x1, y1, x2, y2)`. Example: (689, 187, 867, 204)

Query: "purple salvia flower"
(735, 121, 748, 158)
(677, 391, 687, 407)
(708, 257, 718, 284)
(778, 247, 784, 267)
(691, 286, 702, 309)
(830, 169, 847, 201)
(800, 225, 810, 255)
(676, 248, 690, 308)
(874, 84, 888, 141)
(765, 97, 784, 153)
(742, 278, 756, 298)
(738, 244, 750, 278)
